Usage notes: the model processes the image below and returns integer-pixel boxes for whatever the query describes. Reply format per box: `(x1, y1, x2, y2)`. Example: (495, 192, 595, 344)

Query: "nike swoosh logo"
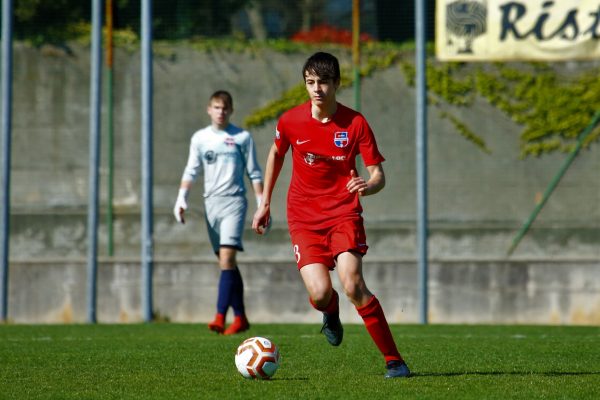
(296, 139, 311, 145)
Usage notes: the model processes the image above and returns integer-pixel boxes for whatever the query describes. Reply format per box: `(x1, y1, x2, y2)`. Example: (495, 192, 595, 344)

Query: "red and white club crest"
(334, 131, 349, 148)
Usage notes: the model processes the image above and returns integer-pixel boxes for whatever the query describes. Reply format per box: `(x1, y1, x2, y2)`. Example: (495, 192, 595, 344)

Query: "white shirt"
(181, 124, 263, 198)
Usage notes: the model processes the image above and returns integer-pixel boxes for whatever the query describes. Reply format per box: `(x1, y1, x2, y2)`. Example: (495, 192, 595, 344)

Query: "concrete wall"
(10, 43, 600, 230)
(6, 42, 600, 324)
(7, 258, 599, 325)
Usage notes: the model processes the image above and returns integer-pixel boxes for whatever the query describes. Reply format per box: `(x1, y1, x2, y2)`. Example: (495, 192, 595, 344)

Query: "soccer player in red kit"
(252, 51, 410, 378)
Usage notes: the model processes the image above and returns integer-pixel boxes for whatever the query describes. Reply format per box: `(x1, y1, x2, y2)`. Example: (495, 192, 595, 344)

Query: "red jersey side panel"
(275, 101, 385, 230)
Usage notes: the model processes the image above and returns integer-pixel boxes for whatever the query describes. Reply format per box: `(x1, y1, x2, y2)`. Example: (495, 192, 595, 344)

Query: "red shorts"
(289, 218, 368, 270)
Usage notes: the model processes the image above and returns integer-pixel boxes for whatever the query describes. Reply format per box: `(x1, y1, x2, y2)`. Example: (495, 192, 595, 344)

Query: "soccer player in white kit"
(174, 90, 264, 335)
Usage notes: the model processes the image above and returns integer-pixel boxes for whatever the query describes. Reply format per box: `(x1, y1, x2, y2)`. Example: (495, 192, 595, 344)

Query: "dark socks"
(230, 267, 246, 316)
(216, 269, 235, 315)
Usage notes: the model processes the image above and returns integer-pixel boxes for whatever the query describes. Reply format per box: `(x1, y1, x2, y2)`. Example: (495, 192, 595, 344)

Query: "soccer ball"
(235, 336, 280, 379)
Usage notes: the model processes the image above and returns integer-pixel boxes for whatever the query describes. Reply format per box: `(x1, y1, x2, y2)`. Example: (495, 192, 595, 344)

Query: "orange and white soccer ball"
(235, 336, 280, 379)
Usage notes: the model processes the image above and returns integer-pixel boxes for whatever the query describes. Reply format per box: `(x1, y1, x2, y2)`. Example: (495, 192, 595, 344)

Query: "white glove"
(173, 188, 189, 224)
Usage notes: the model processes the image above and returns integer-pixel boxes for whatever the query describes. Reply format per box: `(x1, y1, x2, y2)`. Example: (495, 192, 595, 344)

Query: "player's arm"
(252, 143, 285, 234)
(346, 163, 385, 196)
(174, 137, 202, 224)
(252, 181, 264, 206)
(251, 180, 272, 234)
(245, 134, 265, 208)
(174, 180, 192, 224)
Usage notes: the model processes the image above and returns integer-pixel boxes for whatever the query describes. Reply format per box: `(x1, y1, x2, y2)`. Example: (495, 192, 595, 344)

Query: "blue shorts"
(204, 195, 247, 253)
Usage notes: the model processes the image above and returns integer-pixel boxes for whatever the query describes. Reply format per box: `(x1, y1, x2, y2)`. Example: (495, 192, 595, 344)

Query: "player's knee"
(341, 280, 369, 303)
(219, 247, 237, 268)
(219, 256, 237, 269)
(309, 292, 329, 307)
(340, 276, 357, 295)
(342, 286, 358, 302)
(308, 287, 334, 309)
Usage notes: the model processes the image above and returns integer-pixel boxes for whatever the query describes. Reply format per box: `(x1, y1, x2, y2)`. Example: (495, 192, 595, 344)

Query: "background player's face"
(304, 72, 339, 108)
(207, 99, 232, 129)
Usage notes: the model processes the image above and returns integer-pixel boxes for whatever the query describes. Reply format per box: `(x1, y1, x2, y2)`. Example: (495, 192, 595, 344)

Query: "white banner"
(436, 0, 600, 61)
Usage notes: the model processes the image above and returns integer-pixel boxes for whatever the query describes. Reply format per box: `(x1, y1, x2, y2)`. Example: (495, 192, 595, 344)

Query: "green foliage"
(14, 0, 252, 44)
(422, 62, 491, 153)
(242, 42, 491, 154)
(116, 32, 600, 156)
(187, 37, 321, 54)
(441, 111, 492, 154)
(244, 83, 309, 128)
(244, 43, 406, 128)
(69, 22, 139, 49)
(14, 0, 89, 45)
(14, 7, 598, 159)
(0, 324, 599, 399)
(399, 59, 600, 157)
(473, 65, 600, 157)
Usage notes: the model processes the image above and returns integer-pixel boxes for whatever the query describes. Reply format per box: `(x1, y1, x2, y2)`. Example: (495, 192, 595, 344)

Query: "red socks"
(309, 290, 339, 314)
(356, 296, 403, 364)
(310, 292, 403, 364)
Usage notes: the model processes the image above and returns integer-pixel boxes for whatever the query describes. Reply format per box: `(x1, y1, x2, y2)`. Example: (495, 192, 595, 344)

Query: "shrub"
(291, 24, 374, 46)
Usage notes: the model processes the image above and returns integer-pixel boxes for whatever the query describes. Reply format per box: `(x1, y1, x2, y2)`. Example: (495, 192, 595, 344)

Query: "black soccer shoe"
(320, 312, 343, 346)
(384, 360, 411, 378)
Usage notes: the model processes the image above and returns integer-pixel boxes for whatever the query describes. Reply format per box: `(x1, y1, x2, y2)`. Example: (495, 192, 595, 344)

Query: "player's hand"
(252, 206, 271, 235)
(346, 169, 368, 195)
(263, 216, 272, 236)
(173, 195, 188, 224)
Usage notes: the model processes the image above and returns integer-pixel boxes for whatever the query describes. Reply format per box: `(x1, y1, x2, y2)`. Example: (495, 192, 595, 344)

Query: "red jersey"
(275, 101, 385, 230)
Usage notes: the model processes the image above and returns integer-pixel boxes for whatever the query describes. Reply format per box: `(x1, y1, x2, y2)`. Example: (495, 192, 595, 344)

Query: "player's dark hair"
(302, 52, 340, 83)
(209, 90, 233, 109)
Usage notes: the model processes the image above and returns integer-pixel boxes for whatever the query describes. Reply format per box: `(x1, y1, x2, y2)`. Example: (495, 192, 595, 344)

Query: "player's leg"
(204, 200, 228, 333)
(220, 197, 250, 335)
(300, 263, 335, 309)
(331, 218, 410, 377)
(208, 253, 235, 333)
(300, 263, 343, 346)
(220, 246, 249, 335)
(291, 226, 343, 345)
(336, 251, 409, 377)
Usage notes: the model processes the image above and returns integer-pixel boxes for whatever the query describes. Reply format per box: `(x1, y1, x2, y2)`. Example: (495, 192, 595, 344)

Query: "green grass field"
(1, 323, 598, 399)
